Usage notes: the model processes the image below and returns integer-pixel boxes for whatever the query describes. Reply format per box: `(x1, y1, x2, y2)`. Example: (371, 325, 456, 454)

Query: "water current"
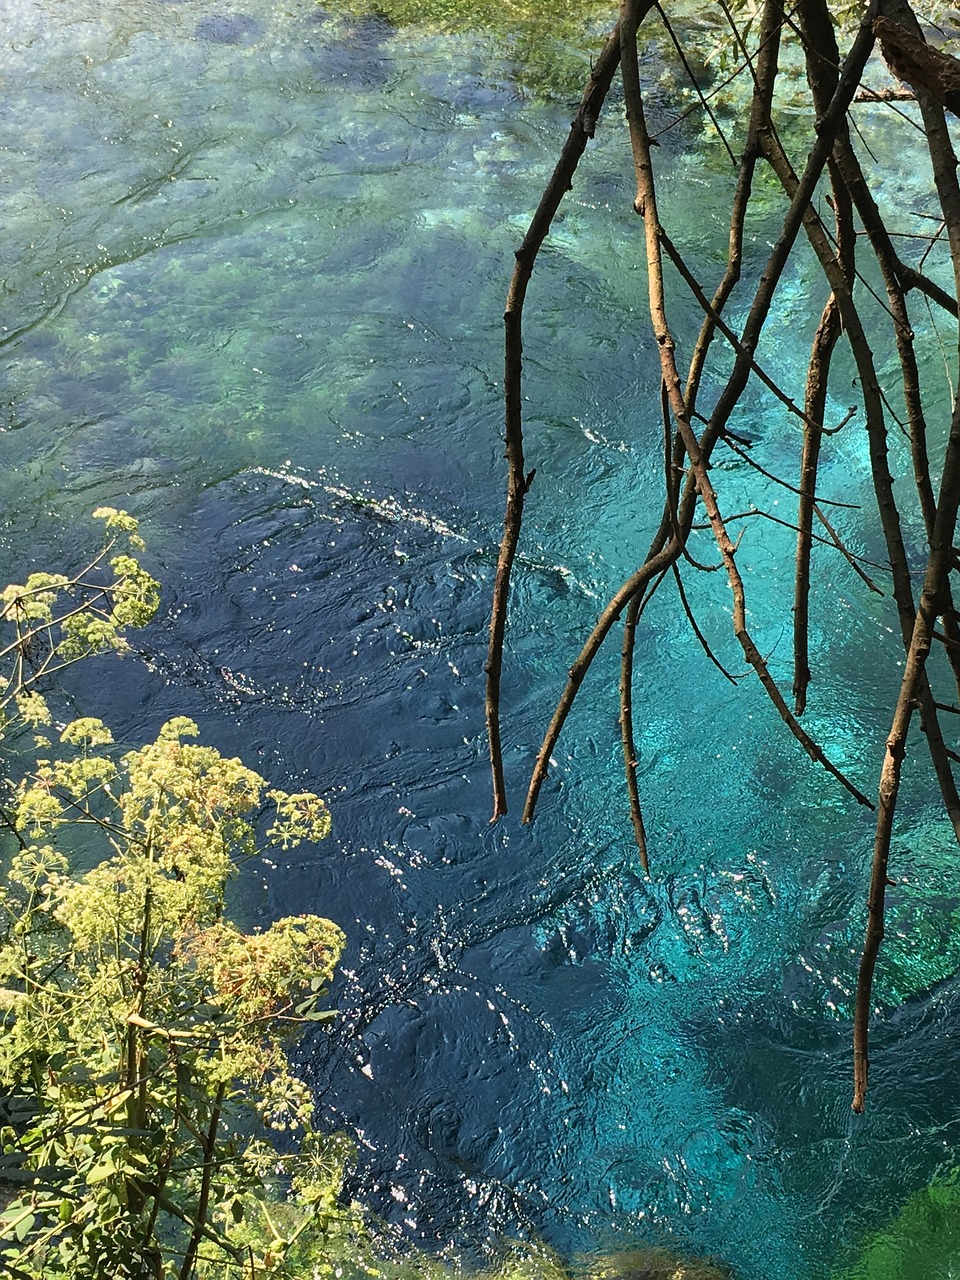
(3, 2, 960, 1277)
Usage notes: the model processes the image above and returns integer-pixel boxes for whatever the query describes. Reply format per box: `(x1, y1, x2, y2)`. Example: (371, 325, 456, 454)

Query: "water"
(3, 2, 960, 1276)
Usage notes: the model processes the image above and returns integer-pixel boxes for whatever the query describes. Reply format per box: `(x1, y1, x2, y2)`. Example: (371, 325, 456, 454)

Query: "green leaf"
(14, 1212, 36, 1241)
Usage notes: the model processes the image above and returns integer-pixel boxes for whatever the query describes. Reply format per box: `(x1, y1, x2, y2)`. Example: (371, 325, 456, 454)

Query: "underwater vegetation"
(325, 0, 617, 96)
(834, 1173, 960, 1279)
(483, 1246, 733, 1280)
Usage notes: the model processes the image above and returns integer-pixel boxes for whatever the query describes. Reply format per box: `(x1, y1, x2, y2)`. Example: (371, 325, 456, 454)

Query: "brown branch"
(660, 225, 840, 437)
(523, 543, 683, 823)
(758, 5, 960, 857)
(793, 0, 854, 716)
(853, 0, 960, 1115)
(874, 14, 960, 115)
(696, 1, 878, 462)
(827, 97, 960, 699)
(794, 292, 837, 706)
(854, 85, 916, 101)
(684, 0, 781, 416)
(663, 383, 722, 575)
(485, 19, 628, 820)
(895, 260, 959, 317)
(762, 134, 960, 841)
(620, 589, 651, 875)
(854, 393, 960, 1112)
(177, 1081, 226, 1280)
(622, 0, 873, 810)
(523, 0, 877, 823)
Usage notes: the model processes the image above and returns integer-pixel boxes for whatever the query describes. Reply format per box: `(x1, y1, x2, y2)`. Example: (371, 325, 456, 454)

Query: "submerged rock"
(584, 1248, 733, 1280)
(194, 12, 263, 44)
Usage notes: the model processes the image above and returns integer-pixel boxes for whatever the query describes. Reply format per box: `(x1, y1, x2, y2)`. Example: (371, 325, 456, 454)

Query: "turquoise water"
(3, 2, 960, 1276)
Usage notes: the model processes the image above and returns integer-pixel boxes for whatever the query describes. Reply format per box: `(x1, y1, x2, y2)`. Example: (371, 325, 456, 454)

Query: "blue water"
(3, 2, 960, 1276)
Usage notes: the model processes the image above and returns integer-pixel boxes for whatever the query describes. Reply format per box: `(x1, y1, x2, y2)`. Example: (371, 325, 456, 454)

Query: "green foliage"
(0, 712, 347, 1279)
(0, 521, 741, 1280)
(834, 1172, 960, 1280)
(0, 515, 354, 1279)
(0, 507, 160, 738)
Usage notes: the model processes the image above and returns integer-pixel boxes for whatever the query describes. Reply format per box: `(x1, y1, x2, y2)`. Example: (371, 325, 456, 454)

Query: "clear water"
(3, 3, 960, 1277)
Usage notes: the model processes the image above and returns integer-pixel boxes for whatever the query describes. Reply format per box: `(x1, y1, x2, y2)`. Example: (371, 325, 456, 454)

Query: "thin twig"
(721, 433, 860, 505)
(813, 505, 885, 593)
(673, 563, 740, 684)
(654, 3, 738, 165)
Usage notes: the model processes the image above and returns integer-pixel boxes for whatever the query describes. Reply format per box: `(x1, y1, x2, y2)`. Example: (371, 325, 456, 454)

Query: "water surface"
(2, 3, 959, 1277)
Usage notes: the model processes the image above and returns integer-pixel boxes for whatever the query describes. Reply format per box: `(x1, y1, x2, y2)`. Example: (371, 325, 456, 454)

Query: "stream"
(3, 2, 960, 1276)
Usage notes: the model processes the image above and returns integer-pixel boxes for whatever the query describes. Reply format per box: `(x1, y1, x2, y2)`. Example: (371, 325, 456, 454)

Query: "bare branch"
(486, 19, 629, 820)
(853, 0, 960, 1115)
(624, 0, 873, 809)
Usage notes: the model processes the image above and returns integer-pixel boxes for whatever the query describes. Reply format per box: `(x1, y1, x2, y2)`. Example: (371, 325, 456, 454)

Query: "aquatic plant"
(585, 1246, 733, 1279)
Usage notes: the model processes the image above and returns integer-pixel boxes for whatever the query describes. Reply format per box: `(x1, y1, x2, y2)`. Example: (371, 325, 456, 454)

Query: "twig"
(721, 433, 860, 505)
(813, 505, 885, 593)
(486, 19, 629, 821)
(654, 3, 737, 165)
(673, 563, 740, 685)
